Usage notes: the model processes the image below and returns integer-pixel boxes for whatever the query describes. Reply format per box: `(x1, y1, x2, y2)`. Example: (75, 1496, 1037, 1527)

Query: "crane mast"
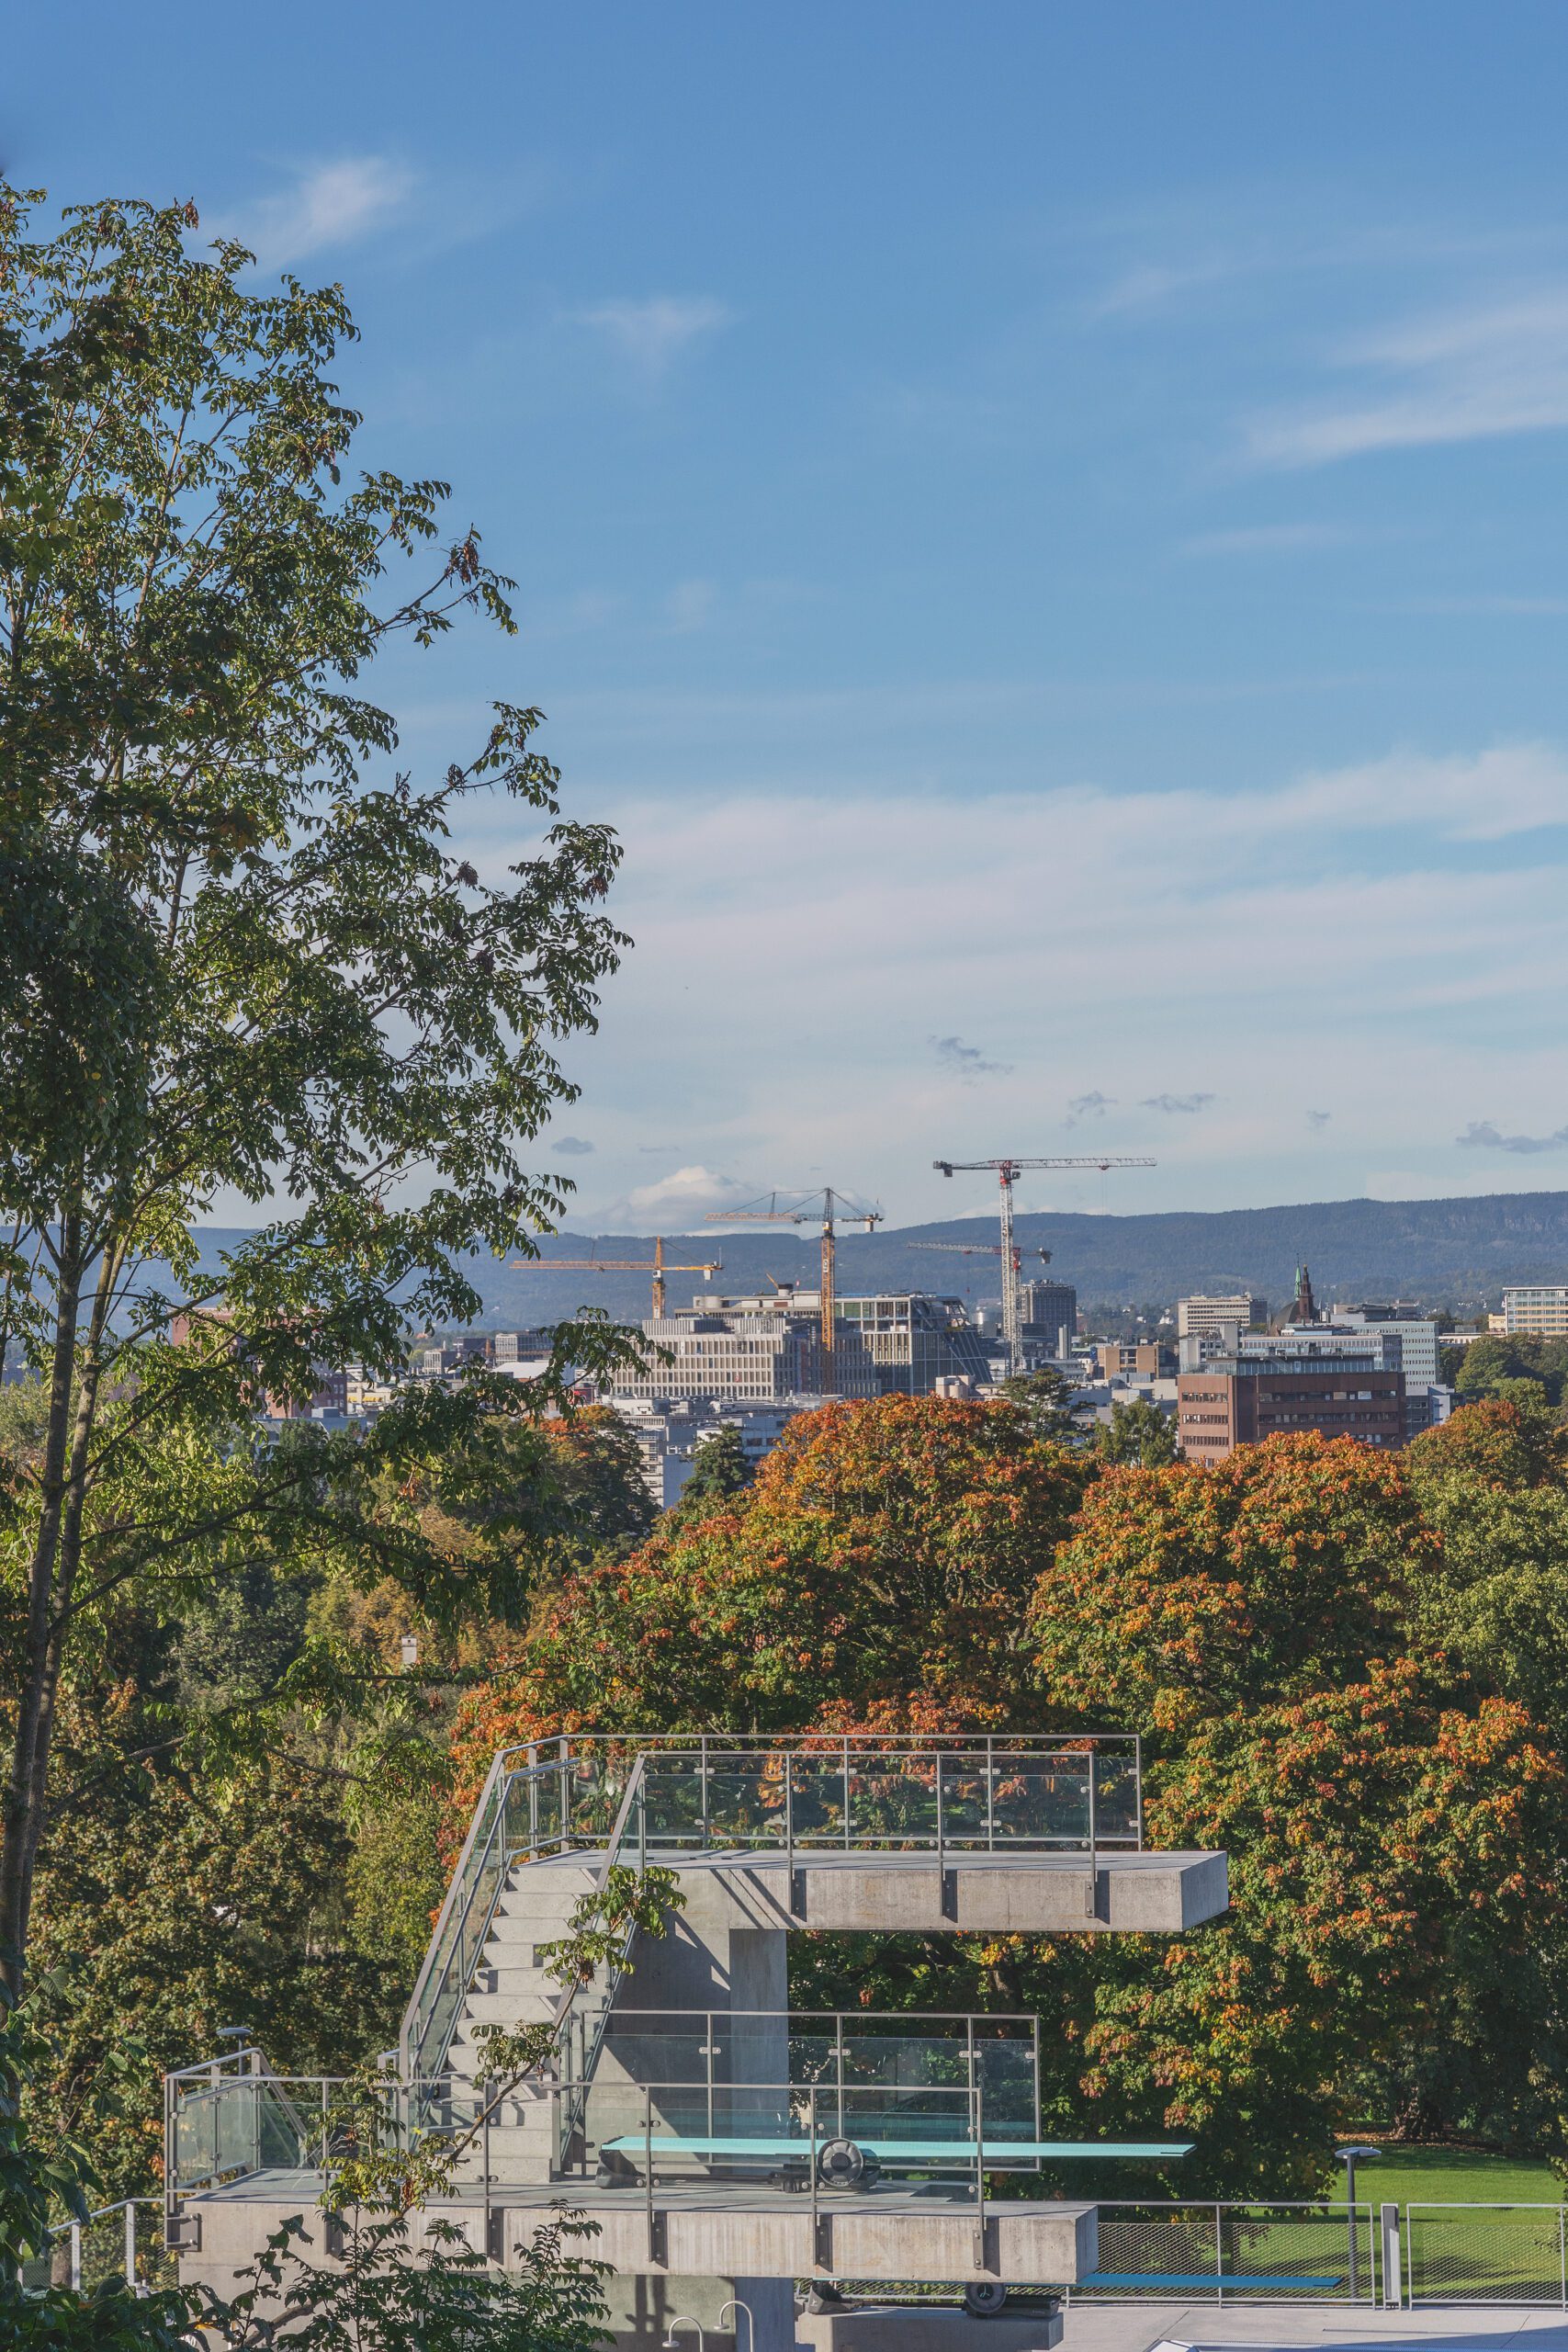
(931, 1155, 1156, 1374)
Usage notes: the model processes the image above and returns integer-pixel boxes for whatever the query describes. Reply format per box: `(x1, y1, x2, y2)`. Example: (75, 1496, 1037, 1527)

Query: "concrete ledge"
(522, 1849, 1230, 1937)
(177, 2194, 1098, 2292)
(797, 2310, 1063, 2352)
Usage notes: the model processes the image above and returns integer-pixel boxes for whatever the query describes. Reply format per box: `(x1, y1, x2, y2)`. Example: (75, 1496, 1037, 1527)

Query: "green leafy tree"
(667, 1422, 753, 1521)
(0, 183, 636, 1994)
(1455, 1335, 1568, 1408)
(1093, 1394, 1179, 1466)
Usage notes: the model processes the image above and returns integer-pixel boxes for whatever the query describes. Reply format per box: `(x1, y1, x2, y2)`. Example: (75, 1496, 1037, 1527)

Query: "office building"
(1095, 1341, 1176, 1379)
(612, 1294, 878, 1403)
(1501, 1287, 1568, 1336)
(1178, 1346, 1405, 1462)
(836, 1293, 995, 1392)
(1019, 1279, 1078, 1355)
(1178, 1294, 1268, 1340)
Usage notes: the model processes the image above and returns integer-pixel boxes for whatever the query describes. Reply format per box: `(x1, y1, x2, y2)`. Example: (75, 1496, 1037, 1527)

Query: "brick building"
(1177, 1349, 1405, 1462)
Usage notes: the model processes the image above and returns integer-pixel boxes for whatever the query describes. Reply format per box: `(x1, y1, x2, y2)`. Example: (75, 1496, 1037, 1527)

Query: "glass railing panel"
(975, 2036, 1038, 2137)
(787, 2028, 839, 2083)
(936, 1755, 991, 1846)
(847, 1754, 939, 1845)
(1091, 1747, 1141, 1843)
(787, 1755, 849, 1842)
(174, 2086, 219, 2192)
(637, 1759, 707, 1844)
(991, 1757, 1090, 1845)
(685, 1759, 780, 1846)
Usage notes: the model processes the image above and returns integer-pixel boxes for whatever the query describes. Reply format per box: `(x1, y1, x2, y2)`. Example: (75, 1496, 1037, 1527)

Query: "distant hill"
(189, 1191, 1568, 1328)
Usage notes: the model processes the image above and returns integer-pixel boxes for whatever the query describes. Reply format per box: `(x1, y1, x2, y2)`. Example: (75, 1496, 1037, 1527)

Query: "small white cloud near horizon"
(590, 1163, 752, 1232)
(551, 1136, 595, 1158)
(1246, 287, 1568, 469)
(214, 156, 414, 273)
(1066, 1091, 1117, 1124)
(1306, 1110, 1332, 1132)
(575, 295, 731, 382)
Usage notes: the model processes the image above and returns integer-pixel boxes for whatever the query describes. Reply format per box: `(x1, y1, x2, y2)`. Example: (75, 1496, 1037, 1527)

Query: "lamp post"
(664, 2321, 705, 2352)
(1336, 2144, 1381, 2300)
(718, 2301, 755, 2352)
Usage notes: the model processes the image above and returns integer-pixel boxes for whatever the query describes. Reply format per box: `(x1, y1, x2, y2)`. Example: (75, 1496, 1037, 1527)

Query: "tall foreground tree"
(0, 186, 628, 1994)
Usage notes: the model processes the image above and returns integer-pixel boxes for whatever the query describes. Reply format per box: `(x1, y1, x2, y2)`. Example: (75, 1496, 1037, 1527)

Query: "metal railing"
(397, 1734, 1139, 2123)
(18, 2197, 173, 2298)
(165, 2008, 1040, 2203)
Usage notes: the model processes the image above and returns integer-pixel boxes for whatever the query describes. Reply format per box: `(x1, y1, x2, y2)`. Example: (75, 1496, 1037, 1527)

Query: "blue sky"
(15, 4, 1568, 1229)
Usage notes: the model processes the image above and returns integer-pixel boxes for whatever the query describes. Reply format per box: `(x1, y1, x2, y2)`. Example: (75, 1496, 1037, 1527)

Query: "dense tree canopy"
(0, 181, 634, 1994)
(448, 1396, 1568, 2190)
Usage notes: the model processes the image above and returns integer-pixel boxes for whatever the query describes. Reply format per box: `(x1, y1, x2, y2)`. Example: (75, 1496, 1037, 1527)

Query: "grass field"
(1337, 2147, 1562, 2208)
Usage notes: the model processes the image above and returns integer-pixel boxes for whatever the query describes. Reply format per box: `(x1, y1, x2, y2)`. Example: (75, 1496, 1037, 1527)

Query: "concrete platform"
(527, 1847, 1230, 1937)
(176, 2174, 1096, 2305)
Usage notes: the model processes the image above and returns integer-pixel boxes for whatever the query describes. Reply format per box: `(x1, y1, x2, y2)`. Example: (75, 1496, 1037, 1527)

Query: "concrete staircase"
(445, 1859, 601, 2185)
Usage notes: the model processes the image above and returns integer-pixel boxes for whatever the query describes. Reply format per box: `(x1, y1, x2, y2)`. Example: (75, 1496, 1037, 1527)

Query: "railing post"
(985, 1736, 995, 1850)
(1134, 1735, 1144, 1850)
(1085, 1749, 1098, 1919)
(973, 2085, 986, 2270)
(784, 1753, 794, 1887)
(125, 2200, 137, 2292)
(1560, 2203, 1565, 2312)
(1381, 2203, 1402, 2308)
(69, 2222, 81, 2293)
(842, 1736, 851, 1849)
(1214, 2200, 1224, 2303)
(936, 1751, 945, 1874)
(809, 2086, 820, 2267)
(528, 1745, 538, 1851)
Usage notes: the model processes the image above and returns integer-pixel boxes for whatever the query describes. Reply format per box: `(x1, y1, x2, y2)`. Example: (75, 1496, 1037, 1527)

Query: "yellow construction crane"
(509, 1234, 723, 1319)
(705, 1187, 882, 1396)
(932, 1155, 1156, 1374)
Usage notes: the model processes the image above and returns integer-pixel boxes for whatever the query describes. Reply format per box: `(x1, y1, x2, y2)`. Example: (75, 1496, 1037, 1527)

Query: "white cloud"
(452, 734, 1568, 1224)
(574, 296, 731, 381)
(1246, 288, 1568, 469)
(588, 1164, 752, 1234)
(215, 157, 414, 273)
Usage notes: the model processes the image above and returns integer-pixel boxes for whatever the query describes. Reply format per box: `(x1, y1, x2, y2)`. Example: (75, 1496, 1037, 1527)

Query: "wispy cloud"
(1181, 523, 1367, 558)
(574, 296, 731, 382)
(931, 1034, 1012, 1082)
(1141, 1091, 1216, 1114)
(215, 156, 414, 273)
(1456, 1119, 1568, 1155)
(1247, 288, 1568, 469)
(662, 578, 717, 634)
(552, 1136, 595, 1157)
(1066, 1091, 1116, 1124)
(1306, 1110, 1332, 1132)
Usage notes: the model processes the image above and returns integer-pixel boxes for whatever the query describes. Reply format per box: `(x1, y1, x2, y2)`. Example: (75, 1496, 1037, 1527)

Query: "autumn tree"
(1030, 1432, 1433, 1733)
(0, 185, 634, 1994)
(1083, 1659, 1568, 2181)
(446, 1394, 1089, 1822)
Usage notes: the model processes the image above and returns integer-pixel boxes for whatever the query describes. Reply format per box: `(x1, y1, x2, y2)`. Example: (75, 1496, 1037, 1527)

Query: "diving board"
(602, 2134, 1194, 2161)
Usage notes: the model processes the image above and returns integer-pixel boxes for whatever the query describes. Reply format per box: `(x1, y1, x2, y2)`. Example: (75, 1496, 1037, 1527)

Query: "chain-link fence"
(1066, 2200, 1381, 2302)
(1406, 2204, 1568, 2306)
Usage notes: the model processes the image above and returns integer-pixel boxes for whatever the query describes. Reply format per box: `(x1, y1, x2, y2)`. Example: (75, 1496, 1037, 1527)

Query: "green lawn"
(1339, 2147, 1562, 2209)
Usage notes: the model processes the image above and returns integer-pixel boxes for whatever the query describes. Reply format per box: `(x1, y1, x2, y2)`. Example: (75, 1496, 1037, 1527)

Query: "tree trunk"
(0, 1213, 83, 2004)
